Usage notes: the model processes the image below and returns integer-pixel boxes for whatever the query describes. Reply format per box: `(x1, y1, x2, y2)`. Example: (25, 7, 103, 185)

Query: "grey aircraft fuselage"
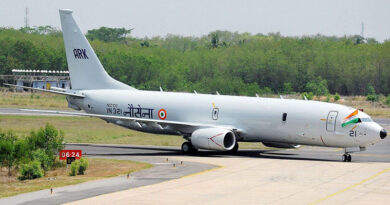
(69, 89, 381, 148)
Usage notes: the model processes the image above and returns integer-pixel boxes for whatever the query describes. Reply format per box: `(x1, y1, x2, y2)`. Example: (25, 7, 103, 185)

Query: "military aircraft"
(4, 9, 387, 162)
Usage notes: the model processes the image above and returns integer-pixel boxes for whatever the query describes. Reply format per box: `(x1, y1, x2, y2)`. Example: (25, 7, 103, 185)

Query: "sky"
(0, 0, 389, 41)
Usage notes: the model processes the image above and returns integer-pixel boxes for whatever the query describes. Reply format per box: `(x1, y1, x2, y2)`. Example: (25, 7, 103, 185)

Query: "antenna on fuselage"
(160, 86, 163, 92)
(256, 93, 259, 98)
(194, 90, 198, 94)
(280, 95, 284, 99)
(216, 91, 220, 95)
(304, 95, 308, 101)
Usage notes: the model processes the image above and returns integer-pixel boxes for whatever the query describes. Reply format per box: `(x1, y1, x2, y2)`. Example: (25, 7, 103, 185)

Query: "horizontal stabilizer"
(3, 83, 85, 98)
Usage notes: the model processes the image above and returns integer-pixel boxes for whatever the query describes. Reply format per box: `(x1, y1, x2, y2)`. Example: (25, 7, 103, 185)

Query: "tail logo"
(73, 49, 89, 59)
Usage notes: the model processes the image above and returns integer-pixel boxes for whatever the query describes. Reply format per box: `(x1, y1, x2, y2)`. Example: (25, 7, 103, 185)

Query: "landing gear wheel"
(181, 142, 198, 154)
(181, 142, 191, 153)
(228, 143, 239, 154)
(342, 154, 347, 162)
(342, 154, 352, 162)
(347, 154, 352, 162)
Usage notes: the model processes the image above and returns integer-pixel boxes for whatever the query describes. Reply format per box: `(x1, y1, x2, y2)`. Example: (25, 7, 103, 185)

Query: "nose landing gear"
(342, 147, 352, 162)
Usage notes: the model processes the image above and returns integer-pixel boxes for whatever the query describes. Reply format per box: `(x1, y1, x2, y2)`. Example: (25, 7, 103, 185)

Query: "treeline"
(1, 26, 390, 96)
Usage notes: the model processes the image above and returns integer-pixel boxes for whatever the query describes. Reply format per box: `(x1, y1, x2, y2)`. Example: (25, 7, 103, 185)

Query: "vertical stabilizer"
(59, 9, 134, 90)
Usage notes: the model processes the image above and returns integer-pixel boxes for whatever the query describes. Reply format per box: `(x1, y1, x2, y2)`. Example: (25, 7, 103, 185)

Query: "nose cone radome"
(380, 129, 387, 139)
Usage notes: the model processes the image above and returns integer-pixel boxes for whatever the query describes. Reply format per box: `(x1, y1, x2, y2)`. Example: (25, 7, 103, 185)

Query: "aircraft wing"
(20, 109, 239, 134)
(3, 83, 85, 98)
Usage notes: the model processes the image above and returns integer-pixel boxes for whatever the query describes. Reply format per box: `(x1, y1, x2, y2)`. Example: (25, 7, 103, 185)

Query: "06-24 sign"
(59, 150, 82, 160)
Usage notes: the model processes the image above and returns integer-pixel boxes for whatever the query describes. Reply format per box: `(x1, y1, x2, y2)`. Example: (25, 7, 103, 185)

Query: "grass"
(0, 115, 186, 146)
(0, 158, 151, 198)
(0, 89, 68, 109)
(339, 96, 390, 118)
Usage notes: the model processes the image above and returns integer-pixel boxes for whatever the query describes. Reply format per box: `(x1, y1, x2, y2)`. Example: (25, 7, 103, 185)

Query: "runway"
(67, 142, 390, 205)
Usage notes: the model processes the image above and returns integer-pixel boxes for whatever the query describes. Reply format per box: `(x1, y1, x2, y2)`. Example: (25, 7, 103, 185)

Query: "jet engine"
(262, 142, 301, 149)
(191, 128, 236, 151)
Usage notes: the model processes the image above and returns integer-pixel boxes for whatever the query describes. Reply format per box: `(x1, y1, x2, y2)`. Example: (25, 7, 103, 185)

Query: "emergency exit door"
(326, 111, 338, 132)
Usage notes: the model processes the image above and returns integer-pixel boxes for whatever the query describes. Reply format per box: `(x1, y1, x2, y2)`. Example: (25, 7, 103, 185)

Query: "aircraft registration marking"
(106, 103, 154, 119)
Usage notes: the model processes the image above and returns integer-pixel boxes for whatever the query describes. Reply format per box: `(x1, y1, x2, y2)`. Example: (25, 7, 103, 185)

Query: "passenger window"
(282, 113, 287, 122)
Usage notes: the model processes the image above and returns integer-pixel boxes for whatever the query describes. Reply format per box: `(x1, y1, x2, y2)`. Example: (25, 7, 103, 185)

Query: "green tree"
(26, 124, 64, 162)
(69, 161, 78, 176)
(334, 93, 340, 101)
(210, 32, 219, 48)
(32, 149, 51, 172)
(366, 84, 377, 102)
(305, 77, 329, 96)
(283, 82, 293, 94)
(86, 27, 133, 42)
(77, 158, 89, 175)
(0, 131, 28, 176)
(18, 160, 44, 180)
(366, 84, 376, 95)
(386, 95, 390, 106)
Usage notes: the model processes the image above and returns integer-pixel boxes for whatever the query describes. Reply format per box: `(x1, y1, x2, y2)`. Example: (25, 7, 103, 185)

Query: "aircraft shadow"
(68, 143, 179, 152)
(85, 151, 336, 162)
(69, 143, 338, 162)
(67, 144, 390, 162)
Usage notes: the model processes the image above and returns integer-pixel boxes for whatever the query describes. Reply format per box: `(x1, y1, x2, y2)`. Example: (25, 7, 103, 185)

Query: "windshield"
(360, 118, 373, 122)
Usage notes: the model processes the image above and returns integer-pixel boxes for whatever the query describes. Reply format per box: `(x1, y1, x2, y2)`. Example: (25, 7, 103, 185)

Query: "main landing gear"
(342, 153, 352, 162)
(181, 142, 198, 154)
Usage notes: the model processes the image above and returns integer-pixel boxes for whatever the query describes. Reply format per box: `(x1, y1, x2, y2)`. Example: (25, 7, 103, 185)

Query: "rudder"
(59, 9, 134, 90)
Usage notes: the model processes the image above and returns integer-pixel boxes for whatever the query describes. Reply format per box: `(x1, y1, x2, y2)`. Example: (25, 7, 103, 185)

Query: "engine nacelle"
(191, 128, 236, 151)
(262, 142, 301, 149)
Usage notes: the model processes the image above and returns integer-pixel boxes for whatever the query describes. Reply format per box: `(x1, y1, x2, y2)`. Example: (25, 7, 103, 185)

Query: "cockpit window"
(360, 118, 373, 122)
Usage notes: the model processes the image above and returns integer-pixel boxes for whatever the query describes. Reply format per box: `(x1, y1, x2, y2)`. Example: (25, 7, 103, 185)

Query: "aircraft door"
(326, 111, 338, 132)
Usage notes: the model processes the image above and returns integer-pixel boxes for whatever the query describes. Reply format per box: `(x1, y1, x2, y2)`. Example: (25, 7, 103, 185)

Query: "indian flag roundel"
(158, 109, 167, 120)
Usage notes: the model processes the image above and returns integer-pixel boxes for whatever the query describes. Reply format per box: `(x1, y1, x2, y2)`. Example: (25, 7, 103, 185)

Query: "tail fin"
(59, 9, 134, 90)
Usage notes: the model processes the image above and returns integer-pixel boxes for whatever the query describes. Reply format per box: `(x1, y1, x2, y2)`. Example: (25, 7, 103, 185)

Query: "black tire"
(347, 154, 352, 162)
(181, 142, 191, 154)
(342, 154, 347, 162)
(182, 142, 198, 154)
